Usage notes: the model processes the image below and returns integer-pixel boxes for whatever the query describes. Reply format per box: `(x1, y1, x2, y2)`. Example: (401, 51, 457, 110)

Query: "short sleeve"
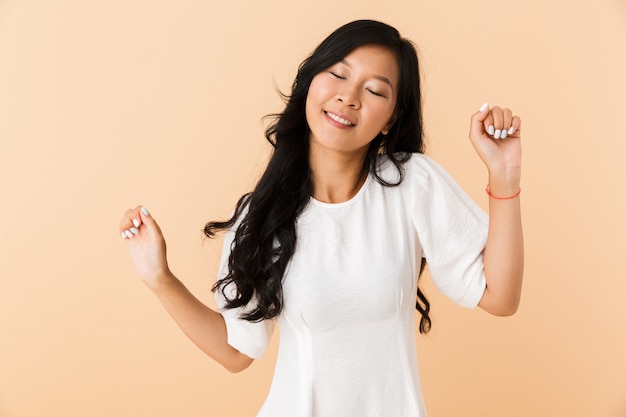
(215, 226, 276, 359)
(409, 154, 488, 309)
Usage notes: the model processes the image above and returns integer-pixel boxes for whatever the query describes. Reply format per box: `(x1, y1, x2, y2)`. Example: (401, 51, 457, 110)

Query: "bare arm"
(120, 206, 253, 372)
(469, 104, 524, 316)
(480, 170, 524, 316)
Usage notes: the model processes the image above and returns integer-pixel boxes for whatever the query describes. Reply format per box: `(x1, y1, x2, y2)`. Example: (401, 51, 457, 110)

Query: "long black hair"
(205, 20, 432, 333)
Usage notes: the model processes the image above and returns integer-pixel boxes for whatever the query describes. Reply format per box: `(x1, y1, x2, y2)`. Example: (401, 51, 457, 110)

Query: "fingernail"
(479, 102, 489, 112)
(124, 230, 133, 238)
(494, 129, 501, 139)
(488, 125, 495, 136)
(133, 218, 140, 228)
(121, 231, 128, 239)
(500, 129, 507, 139)
(141, 207, 149, 216)
(130, 227, 139, 235)
(508, 126, 516, 135)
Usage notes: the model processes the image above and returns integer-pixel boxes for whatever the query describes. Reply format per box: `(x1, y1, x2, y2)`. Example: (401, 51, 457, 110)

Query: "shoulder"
(375, 152, 446, 188)
(374, 153, 478, 210)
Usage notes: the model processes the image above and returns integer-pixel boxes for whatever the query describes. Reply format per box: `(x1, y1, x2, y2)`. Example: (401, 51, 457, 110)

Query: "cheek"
(308, 74, 337, 104)
(305, 78, 327, 121)
(307, 79, 321, 103)
(367, 103, 395, 131)
(379, 100, 398, 128)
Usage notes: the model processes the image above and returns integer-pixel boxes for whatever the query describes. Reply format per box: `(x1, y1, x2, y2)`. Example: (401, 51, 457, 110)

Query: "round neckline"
(310, 172, 372, 208)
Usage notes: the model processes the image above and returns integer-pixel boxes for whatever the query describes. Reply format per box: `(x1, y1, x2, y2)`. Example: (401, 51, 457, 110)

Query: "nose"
(336, 86, 361, 109)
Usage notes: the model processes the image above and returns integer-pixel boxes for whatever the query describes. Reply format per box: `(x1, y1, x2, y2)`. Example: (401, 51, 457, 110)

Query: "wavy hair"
(205, 20, 432, 333)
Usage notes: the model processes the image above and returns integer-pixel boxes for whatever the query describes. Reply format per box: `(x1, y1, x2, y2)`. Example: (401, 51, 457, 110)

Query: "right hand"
(119, 206, 170, 286)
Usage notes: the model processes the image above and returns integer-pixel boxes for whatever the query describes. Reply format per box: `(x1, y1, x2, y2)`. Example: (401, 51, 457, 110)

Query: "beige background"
(1, 0, 625, 416)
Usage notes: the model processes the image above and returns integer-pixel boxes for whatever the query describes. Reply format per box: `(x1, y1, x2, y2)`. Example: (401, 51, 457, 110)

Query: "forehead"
(339, 45, 399, 85)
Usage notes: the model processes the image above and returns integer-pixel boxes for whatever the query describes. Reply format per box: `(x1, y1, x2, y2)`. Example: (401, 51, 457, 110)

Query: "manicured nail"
(132, 218, 140, 228)
(494, 129, 501, 139)
(479, 102, 489, 112)
(508, 126, 515, 135)
(500, 129, 507, 139)
(124, 230, 133, 238)
(121, 231, 128, 239)
(141, 207, 149, 216)
(488, 125, 495, 136)
(130, 227, 139, 235)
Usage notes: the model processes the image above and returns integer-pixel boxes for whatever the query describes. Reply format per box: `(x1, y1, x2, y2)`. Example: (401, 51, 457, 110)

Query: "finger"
(138, 206, 154, 226)
(508, 115, 522, 136)
(137, 206, 163, 236)
(476, 102, 490, 121)
(490, 106, 504, 139)
(120, 209, 133, 239)
(471, 102, 492, 138)
(119, 206, 144, 239)
(483, 113, 494, 136)
(499, 108, 513, 139)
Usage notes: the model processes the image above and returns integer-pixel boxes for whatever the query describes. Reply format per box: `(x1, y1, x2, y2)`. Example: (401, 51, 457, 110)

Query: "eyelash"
(328, 71, 386, 98)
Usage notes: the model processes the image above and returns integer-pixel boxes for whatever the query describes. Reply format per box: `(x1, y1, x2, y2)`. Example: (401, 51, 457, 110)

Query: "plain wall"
(1, 0, 625, 416)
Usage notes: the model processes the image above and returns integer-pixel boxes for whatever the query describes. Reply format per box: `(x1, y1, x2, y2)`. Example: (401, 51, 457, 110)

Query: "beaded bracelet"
(486, 184, 521, 200)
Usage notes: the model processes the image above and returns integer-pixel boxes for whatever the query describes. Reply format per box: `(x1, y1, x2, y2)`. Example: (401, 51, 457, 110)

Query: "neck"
(309, 145, 369, 204)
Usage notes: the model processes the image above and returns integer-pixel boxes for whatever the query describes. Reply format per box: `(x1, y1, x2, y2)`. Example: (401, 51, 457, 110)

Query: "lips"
(325, 111, 355, 127)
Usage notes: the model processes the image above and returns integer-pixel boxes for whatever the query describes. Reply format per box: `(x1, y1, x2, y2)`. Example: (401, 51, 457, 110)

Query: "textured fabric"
(215, 153, 489, 417)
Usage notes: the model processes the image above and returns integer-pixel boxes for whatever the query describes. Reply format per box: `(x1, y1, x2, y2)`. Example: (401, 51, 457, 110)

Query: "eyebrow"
(339, 59, 394, 89)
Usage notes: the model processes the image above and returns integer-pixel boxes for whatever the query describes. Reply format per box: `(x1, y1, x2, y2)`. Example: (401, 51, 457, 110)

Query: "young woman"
(119, 19, 523, 417)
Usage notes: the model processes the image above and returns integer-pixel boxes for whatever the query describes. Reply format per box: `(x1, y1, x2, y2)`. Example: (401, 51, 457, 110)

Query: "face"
(305, 44, 399, 158)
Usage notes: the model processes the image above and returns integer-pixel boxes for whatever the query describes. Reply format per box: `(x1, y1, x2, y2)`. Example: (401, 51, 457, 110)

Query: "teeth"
(327, 112, 354, 126)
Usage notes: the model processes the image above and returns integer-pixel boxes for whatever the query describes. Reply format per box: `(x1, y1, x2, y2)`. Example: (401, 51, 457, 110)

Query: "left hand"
(469, 103, 522, 176)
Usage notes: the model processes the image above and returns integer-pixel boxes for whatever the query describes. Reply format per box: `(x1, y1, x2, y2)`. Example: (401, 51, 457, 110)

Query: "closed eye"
(367, 88, 386, 98)
(329, 71, 346, 80)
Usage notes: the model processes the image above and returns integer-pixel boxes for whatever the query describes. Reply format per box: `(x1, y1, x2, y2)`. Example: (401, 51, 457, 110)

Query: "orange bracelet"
(486, 184, 521, 200)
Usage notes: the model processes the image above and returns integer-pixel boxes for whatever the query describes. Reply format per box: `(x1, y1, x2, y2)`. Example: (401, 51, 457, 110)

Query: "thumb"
(138, 206, 163, 235)
(475, 102, 490, 121)
(139, 206, 153, 224)
(470, 102, 490, 140)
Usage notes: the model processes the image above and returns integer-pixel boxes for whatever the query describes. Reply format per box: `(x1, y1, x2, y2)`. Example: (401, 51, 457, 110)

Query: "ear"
(381, 108, 401, 135)
(381, 118, 395, 136)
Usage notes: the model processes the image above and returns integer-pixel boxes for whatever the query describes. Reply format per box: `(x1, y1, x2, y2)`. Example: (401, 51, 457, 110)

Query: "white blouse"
(217, 153, 489, 417)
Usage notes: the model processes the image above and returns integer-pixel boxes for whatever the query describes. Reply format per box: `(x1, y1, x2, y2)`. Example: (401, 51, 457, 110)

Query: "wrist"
(144, 268, 176, 292)
(486, 184, 521, 200)
(487, 167, 521, 196)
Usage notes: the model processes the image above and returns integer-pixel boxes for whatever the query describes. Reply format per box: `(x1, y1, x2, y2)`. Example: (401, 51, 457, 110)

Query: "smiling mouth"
(325, 111, 355, 126)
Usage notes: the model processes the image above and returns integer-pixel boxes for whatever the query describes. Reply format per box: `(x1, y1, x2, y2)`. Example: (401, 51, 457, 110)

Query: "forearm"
(147, 271, 253, 372)
(479, 170, 524, 316)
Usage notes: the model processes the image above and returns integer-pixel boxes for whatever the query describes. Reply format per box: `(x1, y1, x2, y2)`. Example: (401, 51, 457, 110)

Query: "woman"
(120, 19, 523, 416)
